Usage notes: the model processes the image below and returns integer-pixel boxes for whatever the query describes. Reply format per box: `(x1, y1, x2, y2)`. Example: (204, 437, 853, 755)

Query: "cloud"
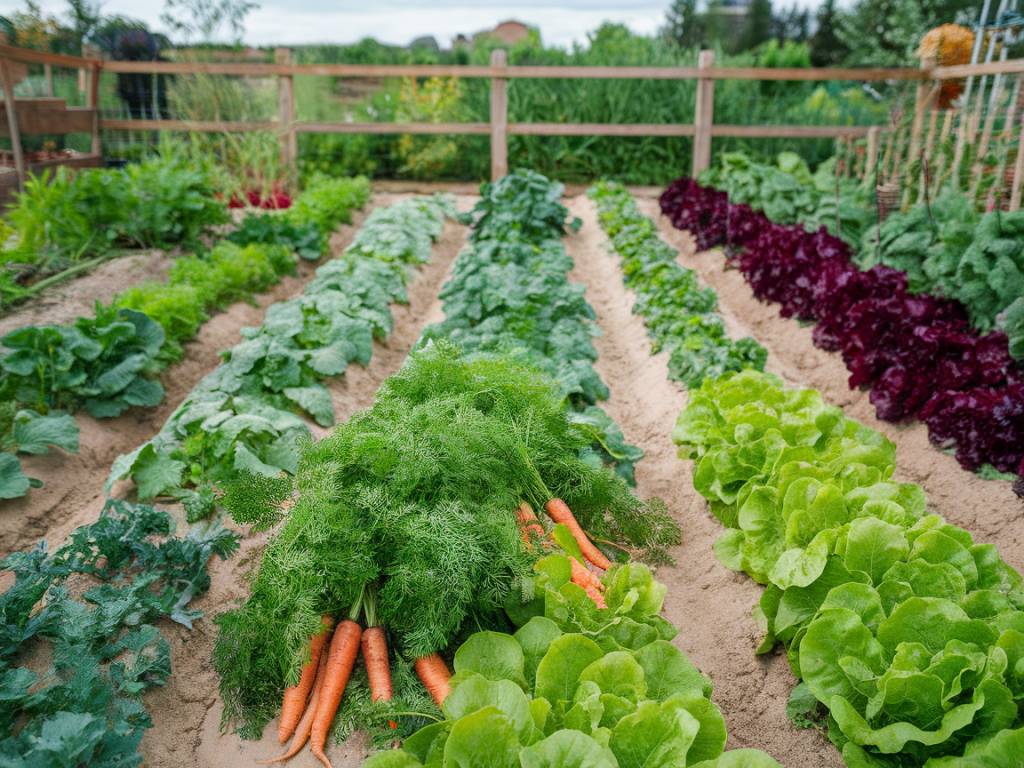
(6, 0, 822, 47)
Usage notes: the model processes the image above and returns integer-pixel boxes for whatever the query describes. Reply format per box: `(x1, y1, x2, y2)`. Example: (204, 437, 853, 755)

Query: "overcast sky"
(1, 0, 824, 47)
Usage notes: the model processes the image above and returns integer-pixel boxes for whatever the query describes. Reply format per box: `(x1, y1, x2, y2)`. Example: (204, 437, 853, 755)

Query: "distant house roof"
(472, 19, 531, 46)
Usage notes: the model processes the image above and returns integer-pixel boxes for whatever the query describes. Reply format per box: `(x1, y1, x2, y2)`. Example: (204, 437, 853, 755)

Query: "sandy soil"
(0, 249, 173, 338)
(143, 197, 472, 768)
(0, 202, 389, 558)
(636, 198, 1024, 571)
(5, 190, 1021, 768)
(566, 196, 840, 766)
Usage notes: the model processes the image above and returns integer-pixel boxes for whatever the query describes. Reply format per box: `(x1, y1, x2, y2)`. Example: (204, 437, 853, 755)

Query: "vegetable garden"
(2, 48, 1024, 768)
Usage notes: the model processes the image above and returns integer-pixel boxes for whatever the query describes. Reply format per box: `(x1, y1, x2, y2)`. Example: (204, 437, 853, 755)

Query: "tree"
(837, 0, 976, 66)
(809, 0, 847, 66)
(739, 0, 773, 52)
(160, 0, 258, 42)
(772, 4, 809, 44)
(65, 0, 100, 52)
(662, 0, 703, 49)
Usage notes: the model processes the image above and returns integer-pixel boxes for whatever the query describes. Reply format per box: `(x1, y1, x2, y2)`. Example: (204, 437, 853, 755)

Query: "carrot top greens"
(214, 344, 678, 738)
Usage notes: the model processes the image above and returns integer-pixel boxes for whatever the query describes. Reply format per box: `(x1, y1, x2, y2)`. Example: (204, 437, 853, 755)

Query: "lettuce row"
(659, 177, 1024, 484)
(421, 170, 643, 483)
(673, 369, 1024, 766)
(106, 195, 454, 512)
(588, 181, 766, 389)
(363, 554, 783, 768)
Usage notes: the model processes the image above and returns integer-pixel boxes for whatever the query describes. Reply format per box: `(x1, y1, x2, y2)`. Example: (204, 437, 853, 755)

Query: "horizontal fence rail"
(1, 42, 1023, 188)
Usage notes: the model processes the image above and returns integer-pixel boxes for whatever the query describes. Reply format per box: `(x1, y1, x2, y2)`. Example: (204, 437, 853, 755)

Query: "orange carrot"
(516, 502, 546, 544)
(278, 615, 334, 743)
(310, 619, 363, 768)
(545, 498, 612, 570)
(361, 626, 396, 729)
(415, 653, 451, 707)
(570, 557, 607, 608)
(258, 653, 329, 764)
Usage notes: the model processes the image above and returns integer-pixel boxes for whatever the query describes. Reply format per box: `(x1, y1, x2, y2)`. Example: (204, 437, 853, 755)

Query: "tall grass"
(98, 24, 911, 184)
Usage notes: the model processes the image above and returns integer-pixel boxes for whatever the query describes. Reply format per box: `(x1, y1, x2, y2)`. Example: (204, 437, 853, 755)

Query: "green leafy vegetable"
(0, 499, 238, 767)
(589, 181, 767, 388)
(674, 369, 1024, 765)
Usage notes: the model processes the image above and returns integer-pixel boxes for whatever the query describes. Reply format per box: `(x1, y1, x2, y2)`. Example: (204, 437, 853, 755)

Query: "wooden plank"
(294, 121, 490, 135)
(0, 43, 96, 69)
(692, 50, 714, 177)
(102, 61, 497, 77)
(100, 118, 277, 132)
(0, 57, 26, 192)
(490, 49, 508, 181)
(44, 63, 53, 97)
(275, 48, 297, 180)
(710, 124, 875, 138)
(100, 117, 876, 140)
(98, 58, 924, 82)
(934, 59, 1024, 79)
(0, 104, 93, 135)
(511, 123, 695, 136)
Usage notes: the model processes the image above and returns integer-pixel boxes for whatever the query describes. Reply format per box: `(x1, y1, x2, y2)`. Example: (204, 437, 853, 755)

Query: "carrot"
(570, 557, 607, 609)
(278, 615, 334, 744)
(362, 625, 397, 729)
(310, 618, 363, 768)
(516, 501, 546, 544)
(544, 498, 612, 570)
(258, 653, 329, 764)
(415, 653, 451, 708)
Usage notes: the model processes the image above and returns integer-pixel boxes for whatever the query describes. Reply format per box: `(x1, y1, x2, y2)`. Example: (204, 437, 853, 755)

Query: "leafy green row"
(588, 181, 767, 388)
(0, 150, 228, 309)
(420, 170, 643, 483)
(673, 370, 1024, 767)
(364, 551, 782, 768)
(859, 189, 1024, 358)
(698, 151, 871, 244)
(0, 176, 370, 501)
(106, 194, 453, 517)
(0, 498, 238, 767)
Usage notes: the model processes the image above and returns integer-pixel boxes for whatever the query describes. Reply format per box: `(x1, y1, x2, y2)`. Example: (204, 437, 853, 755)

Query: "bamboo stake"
(863, 126, 881, 188)
(930, 110, 955, 198)
(918, 107, 939, 203)
(993, 76, 1021, 207)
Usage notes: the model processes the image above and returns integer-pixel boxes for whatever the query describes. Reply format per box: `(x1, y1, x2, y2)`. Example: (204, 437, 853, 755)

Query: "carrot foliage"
(214, 344, 678, 738)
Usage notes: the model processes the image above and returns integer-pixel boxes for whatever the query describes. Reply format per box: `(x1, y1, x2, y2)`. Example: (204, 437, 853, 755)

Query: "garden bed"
(3, 187, 1022, 768)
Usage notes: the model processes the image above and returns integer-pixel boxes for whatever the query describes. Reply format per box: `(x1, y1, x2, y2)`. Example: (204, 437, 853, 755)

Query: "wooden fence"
(2, 42, 1024, 207)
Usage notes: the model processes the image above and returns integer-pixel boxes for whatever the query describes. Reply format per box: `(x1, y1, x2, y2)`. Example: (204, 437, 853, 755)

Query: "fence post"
(87, 61, 101, 157)
(692, 50, 714, 177)
(275, 47, 298, 182)
(44, 63, 53, 97)
(490, 48, 508, 181)
(0, 56, 26, 192)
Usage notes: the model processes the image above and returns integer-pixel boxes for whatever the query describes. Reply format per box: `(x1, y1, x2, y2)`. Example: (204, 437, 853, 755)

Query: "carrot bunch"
(259, 590, 452, 768)
(517, 499, 610, 609)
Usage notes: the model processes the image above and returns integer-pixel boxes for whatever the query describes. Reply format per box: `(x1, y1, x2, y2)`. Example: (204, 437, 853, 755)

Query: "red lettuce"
(661, 176, 1024, 482)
